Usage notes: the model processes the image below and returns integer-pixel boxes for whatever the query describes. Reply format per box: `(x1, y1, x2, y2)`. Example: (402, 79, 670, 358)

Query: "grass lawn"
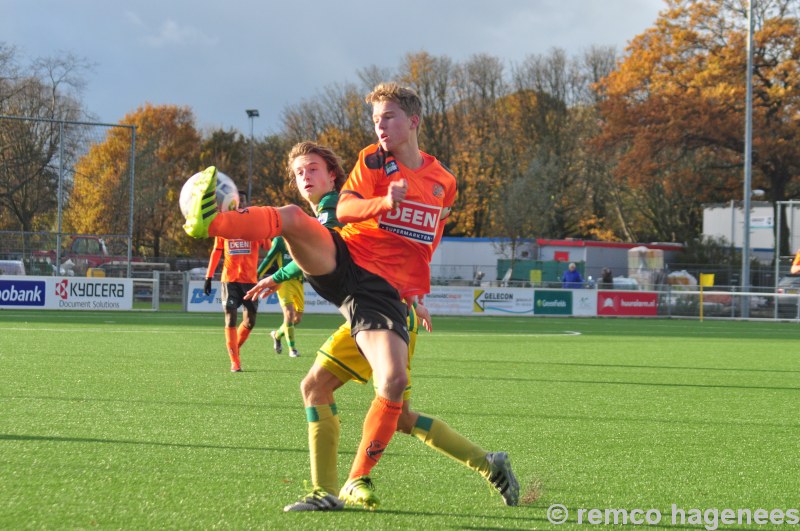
(1, 311, 798, 529)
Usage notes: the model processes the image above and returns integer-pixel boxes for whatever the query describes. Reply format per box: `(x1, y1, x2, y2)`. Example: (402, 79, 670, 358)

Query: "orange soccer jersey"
(338, 144, 457, 298)
(206, 237, 269, 284)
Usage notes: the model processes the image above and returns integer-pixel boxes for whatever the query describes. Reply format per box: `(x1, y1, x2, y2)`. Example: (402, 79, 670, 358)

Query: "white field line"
(0, 325, 582, 337)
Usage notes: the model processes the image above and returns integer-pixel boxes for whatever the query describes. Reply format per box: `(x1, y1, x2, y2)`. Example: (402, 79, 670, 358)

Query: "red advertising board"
(597, 291, 658, 316)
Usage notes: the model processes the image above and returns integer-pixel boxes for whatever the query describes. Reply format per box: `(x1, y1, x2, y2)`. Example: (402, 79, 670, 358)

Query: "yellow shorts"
(316, 305, 419, 401)
(277, 278, 304, 313)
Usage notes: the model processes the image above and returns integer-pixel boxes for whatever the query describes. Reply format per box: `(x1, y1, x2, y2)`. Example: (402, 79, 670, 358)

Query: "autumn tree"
(596, 0, 800, 248)
(199, 129, 248, 188)
(253, 133, 297, 209)
(281, 83, 372, 173)
(0, 44, 91, 236)
(495, 47, 619, 241)
(68, 104, 200, 257)
(446, 54, 509, 236)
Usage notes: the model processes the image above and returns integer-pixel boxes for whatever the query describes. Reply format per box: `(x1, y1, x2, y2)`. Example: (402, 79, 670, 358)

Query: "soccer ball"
(179, 169, 240, 218)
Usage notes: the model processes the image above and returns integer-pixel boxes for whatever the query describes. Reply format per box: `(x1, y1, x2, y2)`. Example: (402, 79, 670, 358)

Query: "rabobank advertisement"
(0, 279, 46, 307)
(0, 276, 133, 310)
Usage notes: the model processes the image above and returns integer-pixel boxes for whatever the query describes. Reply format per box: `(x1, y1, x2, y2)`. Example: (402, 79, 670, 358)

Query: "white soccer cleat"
(283, 489, 344, 512)
(486, 451, 520, 506)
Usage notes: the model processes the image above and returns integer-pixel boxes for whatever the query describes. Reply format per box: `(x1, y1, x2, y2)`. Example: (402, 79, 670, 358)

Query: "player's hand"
(407, 296, 432, 332)
(245, 277, 278, 300)
(385, 178, 408, 210)
(203, 278, 212, 296)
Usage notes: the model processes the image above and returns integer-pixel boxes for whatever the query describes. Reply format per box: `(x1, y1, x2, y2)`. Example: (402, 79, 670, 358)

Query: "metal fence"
(0, 115, 136, 275)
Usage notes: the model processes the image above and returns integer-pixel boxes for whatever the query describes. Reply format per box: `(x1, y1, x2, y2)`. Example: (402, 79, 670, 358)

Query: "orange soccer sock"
(224, 326, 240, 366)
(208, 206, 282, 241)
(237, 324, 252, 348)
(348, 395, 403, 479)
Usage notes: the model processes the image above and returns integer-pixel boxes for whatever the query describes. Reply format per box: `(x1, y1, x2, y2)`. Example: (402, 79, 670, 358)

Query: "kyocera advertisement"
(186, 280, 338, 314)
(0, 276, 133, 310)
(597, 291, 658, 316)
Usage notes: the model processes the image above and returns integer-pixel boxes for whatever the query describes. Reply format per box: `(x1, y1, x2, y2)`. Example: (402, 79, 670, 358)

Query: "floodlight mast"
(245, 109, 259, 203)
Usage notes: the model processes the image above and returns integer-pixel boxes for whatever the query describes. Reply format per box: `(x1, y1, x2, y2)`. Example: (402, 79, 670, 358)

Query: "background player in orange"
(183, 82, 517, 509)
(204, 192, 270, 372)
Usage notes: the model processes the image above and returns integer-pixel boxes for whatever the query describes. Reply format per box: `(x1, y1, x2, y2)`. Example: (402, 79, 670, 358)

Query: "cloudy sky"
(3, 0, 665, 137)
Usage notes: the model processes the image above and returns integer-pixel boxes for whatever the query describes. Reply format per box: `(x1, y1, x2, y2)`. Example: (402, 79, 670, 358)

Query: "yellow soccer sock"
(307, 404, 340, 494)
(411, 414, 491, 477)
(285, 322, 296, 349)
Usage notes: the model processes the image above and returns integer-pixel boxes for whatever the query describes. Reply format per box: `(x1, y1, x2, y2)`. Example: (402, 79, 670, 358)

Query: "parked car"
(775, 275, 800, 311)
(0, 260, 25, 275)
(32, 236, 142, 276)
(777, 275, 800, 295)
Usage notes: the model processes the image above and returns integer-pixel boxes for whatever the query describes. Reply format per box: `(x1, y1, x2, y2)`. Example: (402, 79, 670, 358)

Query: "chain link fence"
(0, 115, 137, 274)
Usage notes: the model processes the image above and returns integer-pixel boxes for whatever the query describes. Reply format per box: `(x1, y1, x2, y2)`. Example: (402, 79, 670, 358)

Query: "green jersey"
(257, 191, 341, 283)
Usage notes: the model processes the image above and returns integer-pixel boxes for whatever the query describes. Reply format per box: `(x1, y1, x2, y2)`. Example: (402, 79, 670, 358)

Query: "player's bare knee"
(299, 373, 316, 401)
(277, 204, 306, 234)
(376, 372, 408, 398)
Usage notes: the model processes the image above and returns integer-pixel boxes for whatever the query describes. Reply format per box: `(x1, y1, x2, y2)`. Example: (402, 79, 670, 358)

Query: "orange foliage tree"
(67, 104, 200, 257)
(596, 0, 800, 246)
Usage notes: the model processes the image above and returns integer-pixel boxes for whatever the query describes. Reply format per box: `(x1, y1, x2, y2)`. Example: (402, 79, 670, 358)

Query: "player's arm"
(257, 238, 282, 278)
(431, 206, 452, 252)
(204, 238, 224, 295)
(336, 152, 408, 222)
(337, 179, 407, 223)
(271, 260, 302, 283)
(244, 276, 279, 301)
(405, 295, 432, 333)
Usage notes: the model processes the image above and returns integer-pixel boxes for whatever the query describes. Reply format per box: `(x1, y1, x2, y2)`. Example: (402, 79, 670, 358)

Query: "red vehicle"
(34, 236, 139, 276)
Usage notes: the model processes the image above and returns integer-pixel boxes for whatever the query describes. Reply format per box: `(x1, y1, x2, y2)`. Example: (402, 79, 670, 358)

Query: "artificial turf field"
(1, 311, 798, 530)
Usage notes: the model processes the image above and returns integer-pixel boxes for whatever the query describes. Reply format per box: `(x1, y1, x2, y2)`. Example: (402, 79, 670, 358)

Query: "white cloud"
(140, 19, 216, 48)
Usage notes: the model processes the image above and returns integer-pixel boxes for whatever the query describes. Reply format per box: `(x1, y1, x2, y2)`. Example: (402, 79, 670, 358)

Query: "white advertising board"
(423, 287, 475, 315)
(571, 288, 598, 316)
(186, 280, 338, 314)
(425, 286, 535, 316)
(0, 276, 133, 310)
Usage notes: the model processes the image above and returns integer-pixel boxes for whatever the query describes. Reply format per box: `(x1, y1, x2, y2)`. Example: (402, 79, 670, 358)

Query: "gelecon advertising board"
(0, 276, 133, 310)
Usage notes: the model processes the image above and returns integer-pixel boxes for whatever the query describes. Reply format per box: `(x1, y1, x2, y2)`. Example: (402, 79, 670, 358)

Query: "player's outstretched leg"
(182, 165, 282, 241)
(407, 413, 519, 506)
(485, 451, 520, 506)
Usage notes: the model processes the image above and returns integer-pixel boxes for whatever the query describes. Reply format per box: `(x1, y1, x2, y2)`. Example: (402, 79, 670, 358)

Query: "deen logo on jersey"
(227, 240, 252, 255)
(380, 200, 441, 244)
